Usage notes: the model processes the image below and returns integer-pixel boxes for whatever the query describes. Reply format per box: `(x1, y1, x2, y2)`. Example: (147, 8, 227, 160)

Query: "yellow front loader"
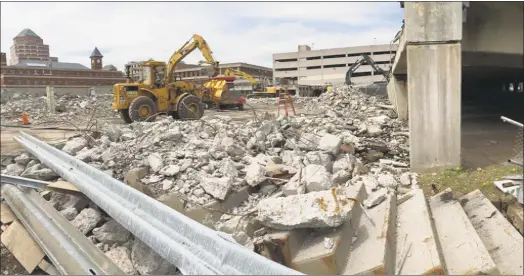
(112, 34, 218, 123)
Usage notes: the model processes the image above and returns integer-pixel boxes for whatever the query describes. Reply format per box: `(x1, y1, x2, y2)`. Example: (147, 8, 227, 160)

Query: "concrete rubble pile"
(247, 96, 313, 105)
(2, 84, 421, 274)
(0, 93, 118, 126)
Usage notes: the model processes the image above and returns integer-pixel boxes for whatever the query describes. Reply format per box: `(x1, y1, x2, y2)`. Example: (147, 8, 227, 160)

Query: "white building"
(272, 44, 398, 85)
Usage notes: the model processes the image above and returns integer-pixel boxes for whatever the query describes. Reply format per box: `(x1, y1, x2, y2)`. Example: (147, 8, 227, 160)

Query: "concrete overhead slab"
(395, 189, 443, 275)
(460, 190, 524, 275)
(343, 194, 397, 275)
(429, 188, 498, 275)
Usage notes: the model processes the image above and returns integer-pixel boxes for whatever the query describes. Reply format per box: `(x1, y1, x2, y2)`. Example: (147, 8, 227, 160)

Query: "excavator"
(345, 54, 390, 86)
(112, 34, 219, 123)
(223, 69, 265, 92)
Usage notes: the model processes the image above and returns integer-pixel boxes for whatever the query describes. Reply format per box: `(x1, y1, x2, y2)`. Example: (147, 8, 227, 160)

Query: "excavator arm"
(223, 69, 257, 84)
(345, 54, 389, 85)
(165, 34, 219, 84)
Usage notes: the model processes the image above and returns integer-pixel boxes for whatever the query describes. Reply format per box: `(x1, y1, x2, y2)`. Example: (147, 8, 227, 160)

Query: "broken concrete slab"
(303, 164, 334, 192)
(61, 137, 87, 155)
(363, 188, 388, 208)
(460, 190, 524, 275)
(245, 162, 266, 187)
(200, 177, 232, 200)
(317, 133, 342, 155)
(254, 229, 309, 268)
(395, 189, 443, 275)
(291, 184, 367, 274)
(343, 194, 397, 275)
(257, 183, 365, 230)
(429, 188, 498, 275)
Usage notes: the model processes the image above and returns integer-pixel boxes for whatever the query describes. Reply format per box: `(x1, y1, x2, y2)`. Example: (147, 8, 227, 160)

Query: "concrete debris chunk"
(2, 163, 26, 176)
(159, 164, 180, 176)
(399, 172, 411, 186)
(62, 137, 88, 155)
(377, 173, 398, 188)
(201, 177, 232, 200)
(14, 153, 32, 166)
(72, 207, 103, 234)
(303, 164, 334, 192)
(60, 207, 79, 220)
(147, 153, 163, 173)
(131, 239, 178, 275)
(93, 219, 131, 245)
(245, 162, 266, 187)
(317, 133, 342, 155)
(257, 184, 363, 230)
(105, 246, 137, 275)
(363, 188, 388, 208)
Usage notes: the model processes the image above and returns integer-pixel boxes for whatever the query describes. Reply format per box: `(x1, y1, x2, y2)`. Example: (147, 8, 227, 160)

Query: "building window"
(323, 64, 346, 68)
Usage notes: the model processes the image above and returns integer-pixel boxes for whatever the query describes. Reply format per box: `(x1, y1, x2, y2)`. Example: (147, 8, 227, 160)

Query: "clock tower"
(90, 47, 103, 70)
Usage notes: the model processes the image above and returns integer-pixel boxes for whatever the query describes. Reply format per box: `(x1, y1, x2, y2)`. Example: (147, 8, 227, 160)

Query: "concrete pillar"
(387, 76, 408, 120)
(405, 2, 463, 172)
(46, 86, 55, 113)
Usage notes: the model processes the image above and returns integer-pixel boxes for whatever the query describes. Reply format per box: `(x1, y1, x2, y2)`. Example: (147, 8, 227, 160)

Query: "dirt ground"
(0, 242, 27, 275)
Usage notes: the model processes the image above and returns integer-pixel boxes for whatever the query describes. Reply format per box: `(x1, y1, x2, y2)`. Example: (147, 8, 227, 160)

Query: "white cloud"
(1, 2, 403, 70)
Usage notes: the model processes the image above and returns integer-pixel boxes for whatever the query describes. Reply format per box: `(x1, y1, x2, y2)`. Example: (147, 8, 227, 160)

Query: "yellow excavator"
(112, 34, 218, 123)
(223, 69, 279, 98)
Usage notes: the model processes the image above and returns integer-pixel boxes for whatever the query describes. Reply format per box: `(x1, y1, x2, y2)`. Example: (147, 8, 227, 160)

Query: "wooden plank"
(0, 203, 16, 224)
(46, 180, 81, 195)
(38, 259, 60, 275)
(0, 220, 45, 273)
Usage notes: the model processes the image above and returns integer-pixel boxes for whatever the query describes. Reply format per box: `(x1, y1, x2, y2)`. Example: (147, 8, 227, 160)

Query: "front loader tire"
(177, 95, 204, 120)
(119, 109, 133, 124)
(128, 96, 158, 122)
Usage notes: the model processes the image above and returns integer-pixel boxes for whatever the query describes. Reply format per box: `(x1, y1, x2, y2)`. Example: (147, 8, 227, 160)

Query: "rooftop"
(12, 60, 89, 70)
(90, 47, 103, 58)
(15, 28, 40, 38)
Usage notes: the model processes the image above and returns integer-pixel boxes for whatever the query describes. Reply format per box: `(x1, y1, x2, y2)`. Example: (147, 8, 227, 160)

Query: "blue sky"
(1, 2, 403, 70)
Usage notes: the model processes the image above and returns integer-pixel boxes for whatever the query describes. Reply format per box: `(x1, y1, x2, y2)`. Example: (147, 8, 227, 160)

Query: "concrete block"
(290, 184, 367, 274)
(507, 202, 523, 235)
(395, 189, 444, 275)
(407, 43, 461, 172)
(343, 194, 397, 275)
(429, 188, 498, 274)
(254, 229, 308, 268)
(257, 184, 363, 230)
(404, 2, 463, 43)
(460, 190, 524, 275)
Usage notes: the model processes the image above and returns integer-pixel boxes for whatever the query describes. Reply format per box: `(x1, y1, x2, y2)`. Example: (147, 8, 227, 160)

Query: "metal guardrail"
(1, 174, 49, 189)
(14, 131, 302, 275)
(1, 183, 123, 275)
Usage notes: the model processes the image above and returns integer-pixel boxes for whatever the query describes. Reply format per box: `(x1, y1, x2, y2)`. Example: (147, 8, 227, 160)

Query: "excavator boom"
(165, 34, 219, 84)
(223, 69, 257, 84)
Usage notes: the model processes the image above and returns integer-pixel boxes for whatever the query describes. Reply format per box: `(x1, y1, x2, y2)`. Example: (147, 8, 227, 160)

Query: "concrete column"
(46, 86, 55, 113)
(387, 76, 408, 120)
(405, 2, 463, 172)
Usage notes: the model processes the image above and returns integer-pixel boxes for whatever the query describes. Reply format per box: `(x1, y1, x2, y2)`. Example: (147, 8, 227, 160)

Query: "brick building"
(1, 28, 126, 88)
